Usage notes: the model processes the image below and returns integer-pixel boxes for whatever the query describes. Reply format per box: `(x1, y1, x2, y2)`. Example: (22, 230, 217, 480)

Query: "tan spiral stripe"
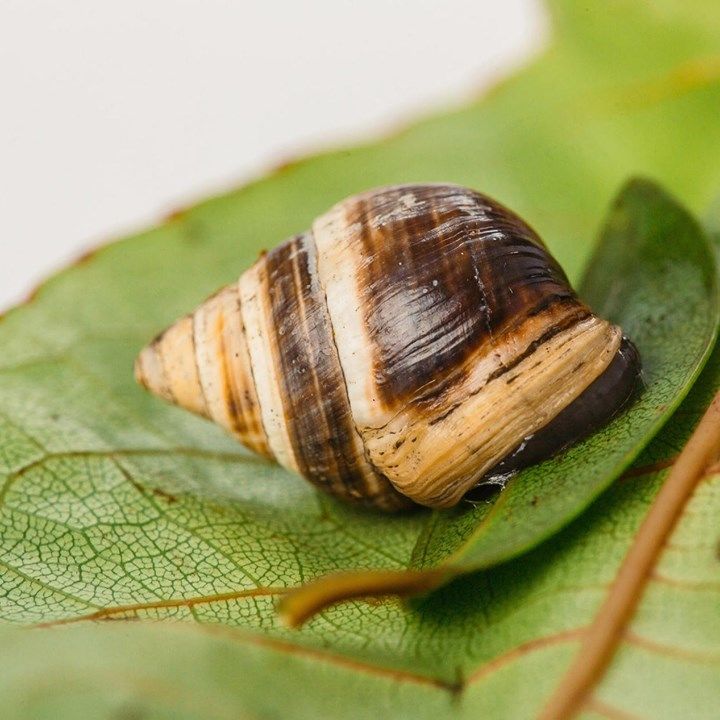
(135, 314, 208, 420)
(191, 286, 271, 458)
(239, 259, 299, 472)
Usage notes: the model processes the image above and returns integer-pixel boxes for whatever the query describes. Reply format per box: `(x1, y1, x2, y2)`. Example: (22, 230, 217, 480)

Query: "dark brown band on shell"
(481, 336, 642, 485)
(263, 233, 407, 510)
(344, 185, 576, 405)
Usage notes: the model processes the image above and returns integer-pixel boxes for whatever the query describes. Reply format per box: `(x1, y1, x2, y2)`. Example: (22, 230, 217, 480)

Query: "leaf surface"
(2, 415, 720, 720)
(2, 0, 720, 717)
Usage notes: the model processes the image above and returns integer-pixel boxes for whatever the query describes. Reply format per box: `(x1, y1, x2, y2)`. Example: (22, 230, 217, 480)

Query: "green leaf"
(2, 0, 720, 717)
(1, 412, 719, 719)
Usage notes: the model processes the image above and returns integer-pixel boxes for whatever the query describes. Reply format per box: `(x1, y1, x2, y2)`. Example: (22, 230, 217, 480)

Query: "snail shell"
(135, 184, 641, 512)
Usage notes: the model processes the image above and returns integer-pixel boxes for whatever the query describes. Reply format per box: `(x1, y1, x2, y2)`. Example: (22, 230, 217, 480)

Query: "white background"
(0, 0, 546, 310)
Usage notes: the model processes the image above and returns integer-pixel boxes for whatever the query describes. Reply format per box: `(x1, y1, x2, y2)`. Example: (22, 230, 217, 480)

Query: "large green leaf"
(2, 0, 720, 717)
(1, 371, 719, 719)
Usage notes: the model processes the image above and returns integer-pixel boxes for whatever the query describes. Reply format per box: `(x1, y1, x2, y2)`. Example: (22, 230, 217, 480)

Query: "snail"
(135, 184, 641, 512)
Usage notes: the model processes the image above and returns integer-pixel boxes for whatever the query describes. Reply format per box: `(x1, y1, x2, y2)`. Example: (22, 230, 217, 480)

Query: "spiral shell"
(135, 184, 640, 511)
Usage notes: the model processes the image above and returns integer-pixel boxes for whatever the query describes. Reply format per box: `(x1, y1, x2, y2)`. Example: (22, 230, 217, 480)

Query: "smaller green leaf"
(282, 179, 720, 623)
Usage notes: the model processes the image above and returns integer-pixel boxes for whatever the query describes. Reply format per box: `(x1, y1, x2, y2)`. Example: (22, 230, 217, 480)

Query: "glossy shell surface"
(136, 184, 640, 511)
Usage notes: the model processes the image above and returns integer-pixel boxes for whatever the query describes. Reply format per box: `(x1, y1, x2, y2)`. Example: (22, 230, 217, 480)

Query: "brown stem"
(279, 569, 448, 628)
(539, 390, 720, 720)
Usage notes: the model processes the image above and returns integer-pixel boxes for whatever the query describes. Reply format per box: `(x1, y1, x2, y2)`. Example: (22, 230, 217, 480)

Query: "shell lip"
(468, 334, 642, 498)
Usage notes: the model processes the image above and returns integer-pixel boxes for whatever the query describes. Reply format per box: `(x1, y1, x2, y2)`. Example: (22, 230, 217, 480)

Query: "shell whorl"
(136, 184, 640, 511)
(135, 285, 271, 459)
